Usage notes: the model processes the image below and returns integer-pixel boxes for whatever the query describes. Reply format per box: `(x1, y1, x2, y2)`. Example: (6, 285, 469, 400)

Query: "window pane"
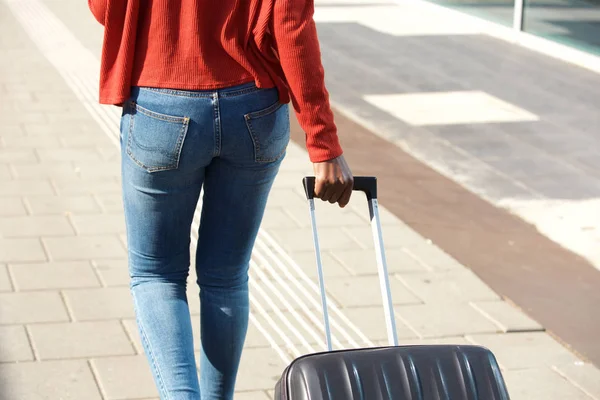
(523, 0, 600, 55)
(429, 0, 516, 27)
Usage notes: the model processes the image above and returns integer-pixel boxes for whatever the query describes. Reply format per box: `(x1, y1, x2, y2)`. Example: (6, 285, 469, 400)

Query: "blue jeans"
(120, 83, 290, 400)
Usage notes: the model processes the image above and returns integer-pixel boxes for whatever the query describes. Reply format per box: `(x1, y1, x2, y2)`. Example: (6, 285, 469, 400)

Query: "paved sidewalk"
(1, 1, 599, 400)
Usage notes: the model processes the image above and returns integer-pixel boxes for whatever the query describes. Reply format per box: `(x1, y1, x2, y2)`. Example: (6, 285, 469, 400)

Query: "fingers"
(338, 180, 353, 208)
(314, 176, 353, 206)
(312, 155, 354, 207)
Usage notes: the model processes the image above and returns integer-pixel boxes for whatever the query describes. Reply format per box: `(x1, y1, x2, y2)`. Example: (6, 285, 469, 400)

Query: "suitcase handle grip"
(302, 176, 377, 201)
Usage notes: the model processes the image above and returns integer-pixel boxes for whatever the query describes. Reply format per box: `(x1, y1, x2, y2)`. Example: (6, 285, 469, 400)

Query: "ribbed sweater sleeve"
(272, 0, 343, 163)
(88, 0, 106, 25)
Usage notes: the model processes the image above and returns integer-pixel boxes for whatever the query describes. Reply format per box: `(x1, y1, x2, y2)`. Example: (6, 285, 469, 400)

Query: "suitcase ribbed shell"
(274, 345, 510, 400)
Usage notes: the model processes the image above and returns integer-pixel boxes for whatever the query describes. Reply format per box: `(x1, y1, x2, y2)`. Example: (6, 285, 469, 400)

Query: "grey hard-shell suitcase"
(274, 176, 510, 400)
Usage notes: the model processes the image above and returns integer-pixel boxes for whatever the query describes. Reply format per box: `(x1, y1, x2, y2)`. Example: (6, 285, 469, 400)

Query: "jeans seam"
(133, 293, 172, 400)
(212, 92, 221, 157)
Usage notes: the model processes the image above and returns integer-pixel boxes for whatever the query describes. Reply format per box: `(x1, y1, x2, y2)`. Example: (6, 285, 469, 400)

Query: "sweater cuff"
(306, 138, 344, 163)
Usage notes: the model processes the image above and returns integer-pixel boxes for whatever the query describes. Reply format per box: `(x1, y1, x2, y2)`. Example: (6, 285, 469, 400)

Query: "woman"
(89, 1, 353, 399)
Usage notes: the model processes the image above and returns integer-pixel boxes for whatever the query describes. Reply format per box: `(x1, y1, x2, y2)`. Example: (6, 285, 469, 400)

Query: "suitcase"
(273, 176, 511, 400)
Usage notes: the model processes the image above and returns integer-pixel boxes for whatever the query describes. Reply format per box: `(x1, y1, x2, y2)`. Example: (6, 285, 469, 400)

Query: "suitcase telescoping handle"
(302, 176, 399, 351)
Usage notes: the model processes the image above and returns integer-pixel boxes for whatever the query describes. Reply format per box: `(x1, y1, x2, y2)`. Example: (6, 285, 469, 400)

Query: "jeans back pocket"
(244, 102, 290, 163)
(125, 101, 190, 173)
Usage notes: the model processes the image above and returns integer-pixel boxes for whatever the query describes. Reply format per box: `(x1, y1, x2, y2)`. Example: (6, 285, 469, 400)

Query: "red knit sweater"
(88, 0, 342, 162)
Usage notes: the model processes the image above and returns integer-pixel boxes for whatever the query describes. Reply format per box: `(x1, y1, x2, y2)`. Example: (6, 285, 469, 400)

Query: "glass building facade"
(430, 0, 600, 56)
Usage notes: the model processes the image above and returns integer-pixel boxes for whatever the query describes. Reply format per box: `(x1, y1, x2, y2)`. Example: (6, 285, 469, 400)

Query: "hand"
(312, 155, 354, 208)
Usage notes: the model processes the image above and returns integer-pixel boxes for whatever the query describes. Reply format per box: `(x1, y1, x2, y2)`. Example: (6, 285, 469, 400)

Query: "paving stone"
(0, 164, 12, 179)
(352, 203, 407, 226)
(0, 197, 28, 216)
(271, 171, 306, 189)
(121, 319, 143, 353)
(25, 195, 100, 215)
(93, 259, 129, 286)
(467, 332, 580, 370)
(395, 303, 500, 338)
(0, 264, 13, 291)
(43, 235, 126, 260)
(392, 336, 471, 346)
(12, 162, 79, 179)
(2, 135, 62, 148)
(60, 135, 114, 147)
(37, 147, 101, 162)
(503, 367, 592, 400)
(187, 282, 201, 315)
(29, 321, 135, 360)
(53, 178, 121, 195)
(0, 291, 69, 324)
(285, 200, 367, 228)
(265, 188, 306, 208)
(261, 207, 301, 229)
(64, 287, 134, 321)
(395, 269, 500, 303)
(92, 355, 158, 399)
(10, 261, 100, 290)
(0, 149, 38, 163)
(0, 124, 26, 136)
(236, 347, 288, 391)
(71, 162, 120, 179)
(94, 194, 124, 213)
(246, 316, 273, 348)
(0, 238, 47, 263)
(235, 391, 272, 400)
(342, 306, 419, 342)
(23, 122, 90, 136)
(471, 300, 544, 333)
(96, 146, 120, 161)
(343, 224, 431, 249)
(402, 240, 466, 271)
(0, 325, 34, 362)
(330, 247, 428, 275)
(70, 214, 126, 235)
(285, 250, 352, 278)
(1, 180, 54, 196)
(554, 362, 600, 399)
(268, 227, 361, 252)
(0, 215, 75, 237)
(0, 360, 102, 400)
(326, 275, 422, 307)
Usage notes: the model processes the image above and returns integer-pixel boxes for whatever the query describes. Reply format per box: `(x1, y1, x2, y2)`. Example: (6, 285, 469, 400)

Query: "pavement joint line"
(469, 301, 510, 333)
(59, 290, 76, 322)
(23, 324, 40, 361)
(88, 260, 107, 289)
(37, 237, 51, 263)
(47, 179, 60, 197)
(551, 365, 600, 400)
(87, 358, 108, 400)
(91, 261, 109, 288)
(5, 265, 17, 292)
(118, 319, 139, 355)
(321, 251, 356, 276)
(400, 248, 436, 272)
